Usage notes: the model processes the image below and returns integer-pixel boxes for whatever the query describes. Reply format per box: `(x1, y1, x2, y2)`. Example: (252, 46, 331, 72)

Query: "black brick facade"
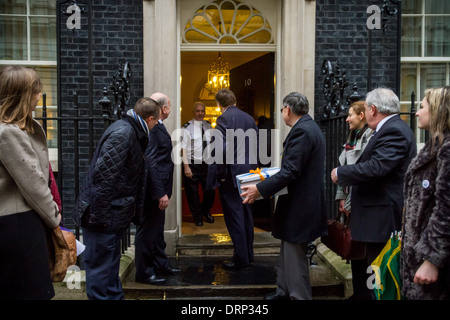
(314, 0, 400, 121)
(314, 0, 401, 218)
(57, 0, 143, 228)
(55, 0, 401, 227)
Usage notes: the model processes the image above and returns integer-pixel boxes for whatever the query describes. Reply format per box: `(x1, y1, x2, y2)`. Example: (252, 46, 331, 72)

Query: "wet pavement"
(122, 233, 345, 300)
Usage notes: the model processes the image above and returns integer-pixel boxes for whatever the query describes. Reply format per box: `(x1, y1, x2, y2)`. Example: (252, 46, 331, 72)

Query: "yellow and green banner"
(371, 232, 402, 300)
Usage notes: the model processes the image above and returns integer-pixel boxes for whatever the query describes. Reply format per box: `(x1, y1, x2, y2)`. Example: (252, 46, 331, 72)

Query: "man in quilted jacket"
(74, 97, 160, 300)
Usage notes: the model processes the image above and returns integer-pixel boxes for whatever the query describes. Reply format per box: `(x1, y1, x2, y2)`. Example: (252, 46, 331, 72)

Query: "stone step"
(175, 232, 281, 256)
(53, 234, 350, 300)
(124, 284, 345, 300)
(122, 233, 346, 300)
(122, 254, 345, 300)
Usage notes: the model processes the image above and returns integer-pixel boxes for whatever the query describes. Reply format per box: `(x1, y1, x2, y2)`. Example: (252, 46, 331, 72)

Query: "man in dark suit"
(207, 88, 258, 270)
(241, 92, 327, 300)
(135, 92, 181, 285)
(331, 87, 417, 299)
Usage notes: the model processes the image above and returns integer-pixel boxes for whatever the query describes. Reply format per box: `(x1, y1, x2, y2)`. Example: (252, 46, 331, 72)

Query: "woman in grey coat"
(335, 101, 373, 216)
(334, 101, 373, 300)
(0, 66, 61, 299)
(401, 86, 450, 299)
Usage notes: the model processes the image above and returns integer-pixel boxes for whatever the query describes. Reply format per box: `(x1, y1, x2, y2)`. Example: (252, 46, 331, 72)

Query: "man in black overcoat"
(331, 87, 417, 299)
(241, 92, 327, 300)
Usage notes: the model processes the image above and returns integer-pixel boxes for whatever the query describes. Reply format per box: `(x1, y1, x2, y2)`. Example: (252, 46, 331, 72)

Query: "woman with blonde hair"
(402, 86, 450, 299)
(0, 65, 60, 299)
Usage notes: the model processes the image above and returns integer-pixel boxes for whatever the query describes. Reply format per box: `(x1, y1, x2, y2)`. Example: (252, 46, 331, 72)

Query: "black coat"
(257, 115, 328, 243)
(206, 106, 258, 189)
(145, 121, 174, 201)
(74, 116, 148, 233)
(337, 115, 417, 243)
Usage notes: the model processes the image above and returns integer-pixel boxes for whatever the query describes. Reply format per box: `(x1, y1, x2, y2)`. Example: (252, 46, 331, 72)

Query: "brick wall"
(58, 0, 143, 228)
(56, 0, 401, 227)
(314, 0, 401, 219)
(314, 0, 400, 120)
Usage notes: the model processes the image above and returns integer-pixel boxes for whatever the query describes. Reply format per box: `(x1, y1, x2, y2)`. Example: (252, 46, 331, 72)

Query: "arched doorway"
(179, 0, 278, 234)
(143, 0, 316, 254)
(180, 51, 276, 234)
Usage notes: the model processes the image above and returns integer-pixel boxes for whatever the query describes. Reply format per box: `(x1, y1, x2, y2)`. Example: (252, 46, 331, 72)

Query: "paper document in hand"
(236, 167, 287, 200)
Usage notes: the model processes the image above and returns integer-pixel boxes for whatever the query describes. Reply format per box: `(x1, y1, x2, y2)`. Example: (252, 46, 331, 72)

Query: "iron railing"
(321, 91, 417, 220)
(36, 62, 132, 254)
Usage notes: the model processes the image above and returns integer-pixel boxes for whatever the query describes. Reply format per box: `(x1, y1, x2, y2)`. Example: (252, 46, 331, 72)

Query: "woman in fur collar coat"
(401, 86, 450, 300)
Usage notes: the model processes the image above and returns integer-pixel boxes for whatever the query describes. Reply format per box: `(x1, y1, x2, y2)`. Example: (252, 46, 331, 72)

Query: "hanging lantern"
(205, 52, 230, 95)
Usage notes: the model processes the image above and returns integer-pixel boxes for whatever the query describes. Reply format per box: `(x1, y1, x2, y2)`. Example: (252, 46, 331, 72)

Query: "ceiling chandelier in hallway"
(205, 52, 230, 95)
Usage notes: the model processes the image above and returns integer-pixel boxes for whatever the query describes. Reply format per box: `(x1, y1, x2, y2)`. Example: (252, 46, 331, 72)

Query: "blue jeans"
(83, 228, 124, 300)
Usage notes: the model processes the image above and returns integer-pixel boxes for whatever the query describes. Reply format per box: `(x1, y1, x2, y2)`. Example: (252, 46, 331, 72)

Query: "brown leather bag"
(321, 214, 366, 260)
(47, 226, 77, 282)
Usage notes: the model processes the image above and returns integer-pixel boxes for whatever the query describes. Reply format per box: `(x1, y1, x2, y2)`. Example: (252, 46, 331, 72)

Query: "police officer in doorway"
(181, 102, 215, 226)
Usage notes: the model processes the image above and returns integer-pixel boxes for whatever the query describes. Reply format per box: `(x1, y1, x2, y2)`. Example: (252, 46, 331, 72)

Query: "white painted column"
(278, 0, 316, 140)
(143, 0, 180, 254)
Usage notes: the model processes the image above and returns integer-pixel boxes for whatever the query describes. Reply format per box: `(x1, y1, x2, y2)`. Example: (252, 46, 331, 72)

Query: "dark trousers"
(350, 242, 386, 300)
(83, 227, 124, 300)
(183, 163, 215, 221)
(135, 201, 170, 279)
(219, 173, 254, 267)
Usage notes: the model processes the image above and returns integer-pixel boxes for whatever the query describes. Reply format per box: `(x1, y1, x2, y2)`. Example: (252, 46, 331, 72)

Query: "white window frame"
(0, 0, 58, 168)
(180, 0, 277, 52)
(401, 0, 450, 150)
(0, 0, 57, 66)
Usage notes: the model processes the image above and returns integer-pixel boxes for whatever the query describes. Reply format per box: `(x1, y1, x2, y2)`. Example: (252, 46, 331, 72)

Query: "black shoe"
(136, 275, 166, 285)
(195, 219, 203, 226)
(158, 267, 182, 275)
(204, 213, 214, 223)
(222, 260, 250, 271)
(264, 292, 290, 300)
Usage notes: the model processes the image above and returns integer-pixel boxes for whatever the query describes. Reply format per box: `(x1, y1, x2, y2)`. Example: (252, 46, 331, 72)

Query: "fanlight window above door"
(183, 0, 273, 44)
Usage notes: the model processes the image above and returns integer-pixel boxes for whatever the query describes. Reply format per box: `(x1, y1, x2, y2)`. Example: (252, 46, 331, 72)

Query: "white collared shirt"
(181, 119, 212, 163)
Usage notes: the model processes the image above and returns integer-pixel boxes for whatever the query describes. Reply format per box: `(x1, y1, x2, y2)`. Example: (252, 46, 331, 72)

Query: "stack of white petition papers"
(236, 167, 288, 200)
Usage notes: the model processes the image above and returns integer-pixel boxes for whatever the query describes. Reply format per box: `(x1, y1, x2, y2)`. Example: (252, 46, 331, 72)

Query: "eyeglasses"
(280, 105, 288, 113)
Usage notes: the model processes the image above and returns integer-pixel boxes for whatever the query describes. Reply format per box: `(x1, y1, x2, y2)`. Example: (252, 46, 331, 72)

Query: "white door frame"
(143, 0, 316, 254)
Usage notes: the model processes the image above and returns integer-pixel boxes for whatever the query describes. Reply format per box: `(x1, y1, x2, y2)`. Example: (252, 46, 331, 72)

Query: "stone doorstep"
(124, 284, 344, 300)
(315, 240, 353, 299)
(125, 284, 277, 300)
(175, 232, 281, 256)
(122, 253, 344, 300)
(53, 237, 351, 300)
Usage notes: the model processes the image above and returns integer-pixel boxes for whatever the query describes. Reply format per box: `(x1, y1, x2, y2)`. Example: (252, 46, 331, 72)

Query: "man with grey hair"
(241, 91, 327, 299)
(331, 87, 417, 300)
(135, 92, 181, 285)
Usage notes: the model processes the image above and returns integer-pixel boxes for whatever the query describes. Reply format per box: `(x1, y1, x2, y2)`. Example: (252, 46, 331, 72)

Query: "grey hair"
(365, 87, 400, 115)
(283, 91, 309, 115)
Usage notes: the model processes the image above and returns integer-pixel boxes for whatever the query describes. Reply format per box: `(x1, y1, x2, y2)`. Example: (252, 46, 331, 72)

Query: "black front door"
(230, 52, 275, 230)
